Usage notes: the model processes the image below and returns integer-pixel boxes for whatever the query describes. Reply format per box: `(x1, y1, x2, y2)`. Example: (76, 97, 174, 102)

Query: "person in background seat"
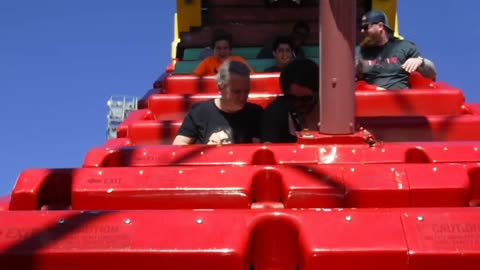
(264, 35, 294, 72)
(261, 58, 319, 143)
(194, 32, 252, 76)
(356, 10, 437, 90)
(257, 21, 310, 59)
(197, 28, 226, 60)
(173, 61, 263, 145)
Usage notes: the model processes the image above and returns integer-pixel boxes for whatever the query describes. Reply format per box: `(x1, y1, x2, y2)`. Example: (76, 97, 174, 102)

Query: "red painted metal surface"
(8, 164, 479, 211)
(149, 89, 465, 118)
(116, 109, 153, 138)
(1, 209, 480, 270)
(354, 88, 465, 116)
(148, 93, 279, 117)
(164, 73, 282, 94)
(114, 113, 480, 146)
(83, 143, 480, 168)
(117, 88, 468, 140)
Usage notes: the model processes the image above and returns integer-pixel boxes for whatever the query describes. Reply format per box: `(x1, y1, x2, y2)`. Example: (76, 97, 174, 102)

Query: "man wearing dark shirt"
(261, 58, 319, 143)
(173, 61, 263, 145)
(356, 10, 436, 90)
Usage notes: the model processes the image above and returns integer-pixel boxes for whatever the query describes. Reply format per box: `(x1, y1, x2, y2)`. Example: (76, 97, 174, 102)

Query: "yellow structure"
(371, 0, 400, 37)
(171, 13, 181, 61)
(176, 0, 202, 33)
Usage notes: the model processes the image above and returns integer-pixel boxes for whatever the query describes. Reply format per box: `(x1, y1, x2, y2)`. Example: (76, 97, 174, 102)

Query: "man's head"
(280, 58, 319, 114)
(212, 32, 233, 61)
(216, 61, 251, 112)
(359, 10, 392, 48)
(272, 35, 294, 68)
(291, 21, 310, 48)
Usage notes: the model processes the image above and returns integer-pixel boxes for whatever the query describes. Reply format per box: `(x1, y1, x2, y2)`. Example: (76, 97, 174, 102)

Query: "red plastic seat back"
(163, 73, 281, 94)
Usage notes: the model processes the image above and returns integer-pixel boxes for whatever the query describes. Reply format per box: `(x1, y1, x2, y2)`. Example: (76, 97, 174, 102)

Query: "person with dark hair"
(173, 61, 263, 145)
(197, 28, 227, 60)
(256, 21, 310, 59)
(264, 35, 294, 72)
(356, 10, 437, 90)
(194, 32, 252, 76)
(260, 58, 319, 143)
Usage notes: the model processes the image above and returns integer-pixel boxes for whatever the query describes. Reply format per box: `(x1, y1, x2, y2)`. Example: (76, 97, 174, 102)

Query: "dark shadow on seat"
(404, 148, 432, 163)
(0, 211, 114, 270)
(9, 169, 73, 211)
(251, 148, 277, 165)
(468, 167, 480, 207)
(357, 116, 434, 142)
(248, 215, 302, 270)
(37, 170, 72, 210)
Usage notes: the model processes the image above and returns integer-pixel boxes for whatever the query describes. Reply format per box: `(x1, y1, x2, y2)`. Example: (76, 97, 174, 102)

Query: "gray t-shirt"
(356, 38, 420, 90)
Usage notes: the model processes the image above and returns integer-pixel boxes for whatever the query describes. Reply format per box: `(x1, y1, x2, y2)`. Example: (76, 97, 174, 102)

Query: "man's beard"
(359, 32, 383, 49)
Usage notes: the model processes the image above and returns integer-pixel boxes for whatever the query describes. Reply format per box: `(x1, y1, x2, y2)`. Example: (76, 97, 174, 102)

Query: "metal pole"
(319, 0, 356, 134)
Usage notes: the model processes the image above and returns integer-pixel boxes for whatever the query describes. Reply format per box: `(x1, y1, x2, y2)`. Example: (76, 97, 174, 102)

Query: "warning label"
(0, 224, 132, 249)
(416, 223, 480, 250)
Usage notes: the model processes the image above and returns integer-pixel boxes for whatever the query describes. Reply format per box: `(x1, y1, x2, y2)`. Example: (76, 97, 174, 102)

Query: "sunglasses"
(285, 94, 316, 104)
(360, 22, 381, 31)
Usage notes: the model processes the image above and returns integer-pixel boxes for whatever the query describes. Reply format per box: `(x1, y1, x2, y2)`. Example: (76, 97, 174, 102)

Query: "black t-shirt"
(356, 38, 420, 90)
(260, 96, 297, 143)
(177, 99, 263, 144)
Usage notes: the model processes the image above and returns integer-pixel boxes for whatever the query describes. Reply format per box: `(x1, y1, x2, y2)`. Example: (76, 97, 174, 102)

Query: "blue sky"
(0, 1, 479, 196)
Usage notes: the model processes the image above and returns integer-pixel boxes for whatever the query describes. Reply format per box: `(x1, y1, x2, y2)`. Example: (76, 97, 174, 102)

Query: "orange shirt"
(193, 55, 253, 76)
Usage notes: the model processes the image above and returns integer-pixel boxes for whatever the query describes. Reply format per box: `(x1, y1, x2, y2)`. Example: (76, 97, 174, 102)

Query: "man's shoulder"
(202, 56, 218, 63)
(190, 99, 215, 112)
(229, 55, 247, 62)
(244, 102, 264, 112)
(390, 38, 417, 48)
(264, 96, 288, 111)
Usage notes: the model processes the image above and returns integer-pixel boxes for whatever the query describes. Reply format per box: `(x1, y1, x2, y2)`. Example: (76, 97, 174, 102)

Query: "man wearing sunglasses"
(356, 10, 437, 90)
(261, 58, 319, 143)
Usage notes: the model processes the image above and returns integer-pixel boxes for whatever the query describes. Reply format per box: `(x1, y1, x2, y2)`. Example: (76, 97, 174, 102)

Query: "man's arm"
(172, 107, 199, 145)
(193, 58, 210, 76)
(400, 41, 437, 79)
(172, 135, 195, 145)
(401, 57, 437, 79)
(401, 57, 424, 73)
(416, 58, 437, 80)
